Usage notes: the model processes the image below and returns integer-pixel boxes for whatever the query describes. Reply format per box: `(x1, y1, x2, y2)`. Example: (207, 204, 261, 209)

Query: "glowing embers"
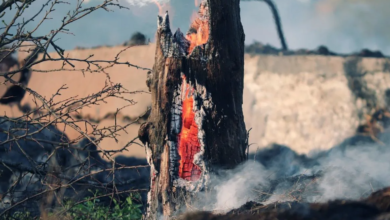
(185, 1, 209, 54)
(177, 76, 201, 181)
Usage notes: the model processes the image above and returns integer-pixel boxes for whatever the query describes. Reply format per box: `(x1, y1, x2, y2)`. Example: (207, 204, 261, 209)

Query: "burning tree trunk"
(138, 0, 247, 218)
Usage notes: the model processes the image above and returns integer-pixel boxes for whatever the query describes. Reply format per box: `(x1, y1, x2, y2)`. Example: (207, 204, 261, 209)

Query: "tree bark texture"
(138, 0, 247, 218)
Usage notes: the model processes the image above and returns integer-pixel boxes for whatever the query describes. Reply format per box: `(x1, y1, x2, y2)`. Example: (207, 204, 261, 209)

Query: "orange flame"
(175, 2, 209, 181)
(177, 76, 201, 181)
(185, 1, 209, 54)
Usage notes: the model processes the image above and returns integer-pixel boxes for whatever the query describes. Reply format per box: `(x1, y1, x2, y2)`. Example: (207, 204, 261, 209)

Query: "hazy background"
(3, 0, 390, 54)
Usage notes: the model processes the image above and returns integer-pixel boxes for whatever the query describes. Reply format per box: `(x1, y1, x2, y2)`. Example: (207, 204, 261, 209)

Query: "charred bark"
(139, 0, 247, 218)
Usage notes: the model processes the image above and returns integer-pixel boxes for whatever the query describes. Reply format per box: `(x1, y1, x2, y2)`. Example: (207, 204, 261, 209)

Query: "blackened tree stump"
(138, 0, 247, 218)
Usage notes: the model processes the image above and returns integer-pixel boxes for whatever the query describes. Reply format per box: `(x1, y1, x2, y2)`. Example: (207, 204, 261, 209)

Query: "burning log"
(138, 0, 247, 218)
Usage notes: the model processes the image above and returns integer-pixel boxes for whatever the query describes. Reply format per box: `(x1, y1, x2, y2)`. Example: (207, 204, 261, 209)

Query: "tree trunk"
(138, 0, 247, 218)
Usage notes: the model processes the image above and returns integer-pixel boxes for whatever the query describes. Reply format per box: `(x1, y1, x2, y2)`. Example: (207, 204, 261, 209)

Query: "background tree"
(241, 0, 288, 51)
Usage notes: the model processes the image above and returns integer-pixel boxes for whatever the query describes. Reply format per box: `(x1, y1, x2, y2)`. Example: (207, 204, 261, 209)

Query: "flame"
(175, 1, 209, 181)
(185, 1, 209, 54)
(195, 0, 199, 7)
(177, 76, 201, 181)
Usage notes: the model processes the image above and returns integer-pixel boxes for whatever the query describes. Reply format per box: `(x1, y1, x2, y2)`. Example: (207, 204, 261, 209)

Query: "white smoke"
(84, 0, 170, 6)
(312, 144, 390, 201)
(125, 0, 170, 6)
(212, 161, 271, 211)
(206, 138, 390, 211)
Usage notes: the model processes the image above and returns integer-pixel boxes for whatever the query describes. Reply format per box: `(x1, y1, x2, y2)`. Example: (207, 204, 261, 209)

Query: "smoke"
(83, 0, 170, 5)
(125, 0, 170, 6)
(313, 144, 390, 202)
(3, 0, 390, 54)
(204, 134, 390, 212)
(242, 0, 390, 54)
(212, 161, 271, 211)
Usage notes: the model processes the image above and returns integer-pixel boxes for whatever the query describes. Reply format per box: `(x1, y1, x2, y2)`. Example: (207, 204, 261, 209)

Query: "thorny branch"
(0, 0, 151, 218)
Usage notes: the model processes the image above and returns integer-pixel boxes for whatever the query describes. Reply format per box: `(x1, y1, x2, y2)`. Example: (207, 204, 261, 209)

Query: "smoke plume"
(125, 0, 170, 6)
(212, 161, 271, 211)
(203, 133, 390, 212)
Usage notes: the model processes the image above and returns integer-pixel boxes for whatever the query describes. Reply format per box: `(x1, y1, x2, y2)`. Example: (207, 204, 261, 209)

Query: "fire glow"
(177, 76, 202, 181)
(175, 1, 209, 182)
(185, 1, 209, 54)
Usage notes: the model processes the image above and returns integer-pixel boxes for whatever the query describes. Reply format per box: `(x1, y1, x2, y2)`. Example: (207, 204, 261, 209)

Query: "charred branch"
(263, 0, 288, 51)
(241, 0, 288, 51)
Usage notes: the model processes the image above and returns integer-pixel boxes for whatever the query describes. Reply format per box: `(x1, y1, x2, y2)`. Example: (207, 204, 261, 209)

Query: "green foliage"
(3, 190, 143, 220)
(6, 211, 37, 220)
(60, 190, 143, 220)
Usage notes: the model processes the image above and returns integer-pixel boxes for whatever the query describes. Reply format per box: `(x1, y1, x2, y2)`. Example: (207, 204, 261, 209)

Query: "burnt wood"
(139, 0, 247, 218)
